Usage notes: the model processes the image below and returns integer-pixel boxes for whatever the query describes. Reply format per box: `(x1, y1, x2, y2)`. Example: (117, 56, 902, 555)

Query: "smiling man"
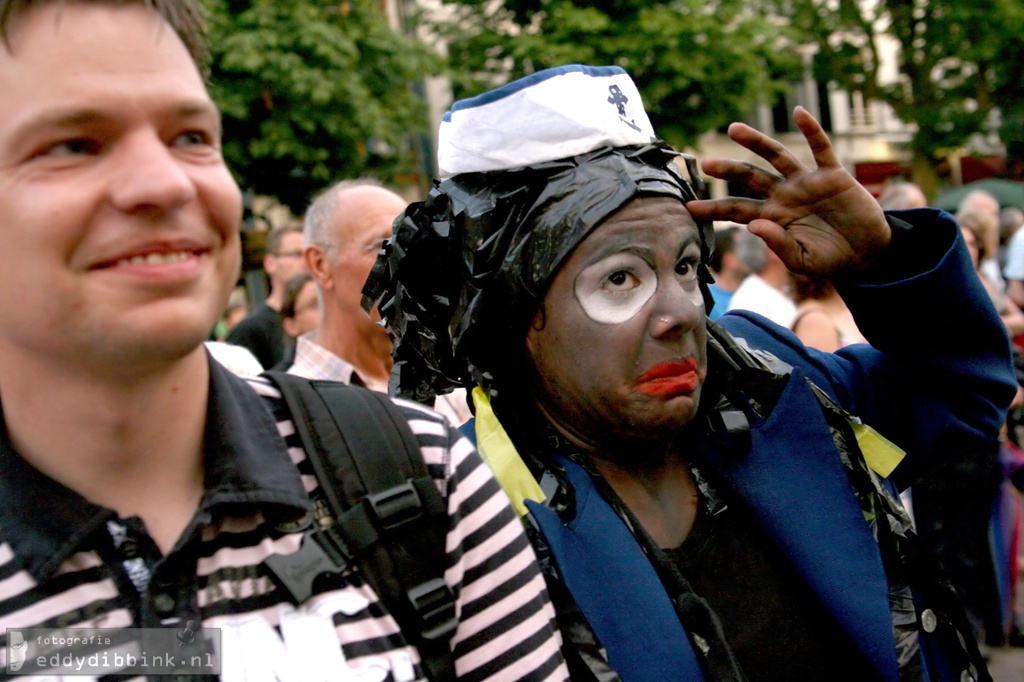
(0, 0, 241, 553)
(0, 2, 567, 680)
(364, 65, 1017, 682)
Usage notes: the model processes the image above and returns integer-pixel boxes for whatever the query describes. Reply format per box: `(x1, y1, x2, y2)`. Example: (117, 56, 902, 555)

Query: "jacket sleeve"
(719, 208, 1017, 490)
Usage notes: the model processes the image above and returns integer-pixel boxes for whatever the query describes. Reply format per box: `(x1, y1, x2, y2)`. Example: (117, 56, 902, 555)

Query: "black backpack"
(260, 371, 456, 681)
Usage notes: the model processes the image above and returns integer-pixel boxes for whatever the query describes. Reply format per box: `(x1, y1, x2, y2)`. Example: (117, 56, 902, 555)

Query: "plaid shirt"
(286, 332, 386, 391)
(287, 333, 472, 426)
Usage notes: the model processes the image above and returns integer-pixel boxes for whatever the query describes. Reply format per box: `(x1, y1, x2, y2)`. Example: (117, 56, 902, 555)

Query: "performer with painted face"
(363, 66, 1016, 682)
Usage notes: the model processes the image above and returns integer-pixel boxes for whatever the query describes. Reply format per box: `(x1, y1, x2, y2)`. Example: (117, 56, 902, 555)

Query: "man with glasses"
(227, 222, 307, 367)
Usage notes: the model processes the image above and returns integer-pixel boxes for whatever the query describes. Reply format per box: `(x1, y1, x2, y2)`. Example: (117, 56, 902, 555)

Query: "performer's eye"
(575, 253, 657, 324)
(604, 269, 642, 292)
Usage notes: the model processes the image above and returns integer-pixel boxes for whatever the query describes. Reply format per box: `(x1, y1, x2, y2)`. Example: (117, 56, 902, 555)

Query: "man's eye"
(46, 138, 99, 156)
(173, 130, 212, 147)
(360, 238, 388, 253)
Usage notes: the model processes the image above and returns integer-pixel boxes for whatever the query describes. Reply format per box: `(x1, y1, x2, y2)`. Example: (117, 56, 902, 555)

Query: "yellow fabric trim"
(850, 421, 905, 478)
(472, 387, 546, 516)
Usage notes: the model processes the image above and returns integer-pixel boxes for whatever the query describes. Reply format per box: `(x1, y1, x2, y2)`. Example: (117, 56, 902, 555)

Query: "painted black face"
(526, 197, 709, 448)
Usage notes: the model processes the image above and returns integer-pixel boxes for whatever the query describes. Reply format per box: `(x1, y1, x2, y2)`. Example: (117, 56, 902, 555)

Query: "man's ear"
(525, 316, 543, 355)
(263, 253, 277, 277)
(305, 246, 333, 290)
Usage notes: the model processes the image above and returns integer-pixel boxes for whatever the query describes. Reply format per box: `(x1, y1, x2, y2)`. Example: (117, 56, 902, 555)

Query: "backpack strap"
(261, 371, 456, 682)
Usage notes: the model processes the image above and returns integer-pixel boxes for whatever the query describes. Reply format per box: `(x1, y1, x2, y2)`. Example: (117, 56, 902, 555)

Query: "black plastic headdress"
(362, 143, 713, 404)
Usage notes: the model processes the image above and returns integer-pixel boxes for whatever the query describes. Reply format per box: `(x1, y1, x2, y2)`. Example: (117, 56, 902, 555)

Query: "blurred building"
(695, 38, 1005, 200)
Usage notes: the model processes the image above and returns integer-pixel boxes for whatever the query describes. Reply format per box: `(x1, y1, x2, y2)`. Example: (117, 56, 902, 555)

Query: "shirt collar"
(289, 333, 359, 384)
(0, 355, 311, 582)
(291, 333, 389, 393)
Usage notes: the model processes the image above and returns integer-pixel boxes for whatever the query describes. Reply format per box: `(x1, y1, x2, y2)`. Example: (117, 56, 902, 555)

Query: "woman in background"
(790, 272, 867, 352)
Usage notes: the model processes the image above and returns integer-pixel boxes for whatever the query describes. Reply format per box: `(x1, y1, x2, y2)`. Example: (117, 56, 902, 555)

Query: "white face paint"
(574, 253, 657, 324)
(573, 249, 704, 325)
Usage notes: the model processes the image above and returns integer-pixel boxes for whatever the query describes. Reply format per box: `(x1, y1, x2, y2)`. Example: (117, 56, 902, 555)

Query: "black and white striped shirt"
(0, 359, 567, 681)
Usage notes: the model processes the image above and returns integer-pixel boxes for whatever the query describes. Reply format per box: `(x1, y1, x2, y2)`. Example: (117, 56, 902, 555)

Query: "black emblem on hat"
(607, 84, 641, 132)
(607, 85, 629, 115)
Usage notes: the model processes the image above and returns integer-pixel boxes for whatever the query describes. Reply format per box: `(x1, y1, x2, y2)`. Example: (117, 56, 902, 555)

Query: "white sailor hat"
(438, 64, 657, 177)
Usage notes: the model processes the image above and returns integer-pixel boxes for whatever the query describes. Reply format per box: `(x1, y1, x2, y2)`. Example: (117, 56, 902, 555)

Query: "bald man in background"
(288, 180, 472, 423)
(287, 180, 401, 390)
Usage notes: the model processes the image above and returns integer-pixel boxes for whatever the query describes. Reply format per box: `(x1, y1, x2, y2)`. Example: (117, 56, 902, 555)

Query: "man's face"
(328, 186, 405, 314)
(283, 279, 322, 338)
(722, 251, 749, 280)
(266, 231, 307, 289)
(0, 4, 242, 374)
(526, 197, 708, 451)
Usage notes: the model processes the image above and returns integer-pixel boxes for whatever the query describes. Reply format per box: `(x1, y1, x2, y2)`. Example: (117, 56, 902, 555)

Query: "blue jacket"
(505, 209, 1017, 681)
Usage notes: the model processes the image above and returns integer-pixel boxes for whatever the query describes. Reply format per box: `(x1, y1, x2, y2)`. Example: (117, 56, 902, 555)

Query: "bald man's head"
(303, 180, 407, 313)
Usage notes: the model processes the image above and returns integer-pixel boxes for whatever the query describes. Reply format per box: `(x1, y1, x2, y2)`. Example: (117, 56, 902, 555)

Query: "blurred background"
(205, 0, 1024, 229)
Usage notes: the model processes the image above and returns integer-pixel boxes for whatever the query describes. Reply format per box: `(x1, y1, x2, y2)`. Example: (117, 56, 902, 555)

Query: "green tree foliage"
(993, 37, 1024, 177)
(206, 0, 441, 214)
(781, 0, 1024, 192)
(431, 0, 803, 151)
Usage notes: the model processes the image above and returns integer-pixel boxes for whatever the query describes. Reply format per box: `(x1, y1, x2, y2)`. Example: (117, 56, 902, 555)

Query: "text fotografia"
(6, 627, 221, 676)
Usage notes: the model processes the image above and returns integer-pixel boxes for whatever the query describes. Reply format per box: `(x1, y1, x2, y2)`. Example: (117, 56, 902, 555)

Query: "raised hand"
(686, 106, 891, 276)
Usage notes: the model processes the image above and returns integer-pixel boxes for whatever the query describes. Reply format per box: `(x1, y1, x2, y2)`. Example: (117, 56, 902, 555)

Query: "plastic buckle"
(264, 530, 348, 604)
(367, 480, 424, 531)
(407, 578, 458, 641)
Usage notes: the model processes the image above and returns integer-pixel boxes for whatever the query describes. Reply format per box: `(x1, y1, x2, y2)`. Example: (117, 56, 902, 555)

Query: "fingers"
(793, 106, 840, 169)
(685, 197, 765, 224)
(699, 159, 783, 197)
(745, 220, 792, 260)
(726, 121, 806, 178)
(681, 210, 806, 274)
(746, 221, 829, 276)
(713, 107, 838, 181)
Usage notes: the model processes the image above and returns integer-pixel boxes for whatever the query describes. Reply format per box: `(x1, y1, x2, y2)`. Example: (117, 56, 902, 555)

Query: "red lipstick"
(635, 358, 700, 397)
